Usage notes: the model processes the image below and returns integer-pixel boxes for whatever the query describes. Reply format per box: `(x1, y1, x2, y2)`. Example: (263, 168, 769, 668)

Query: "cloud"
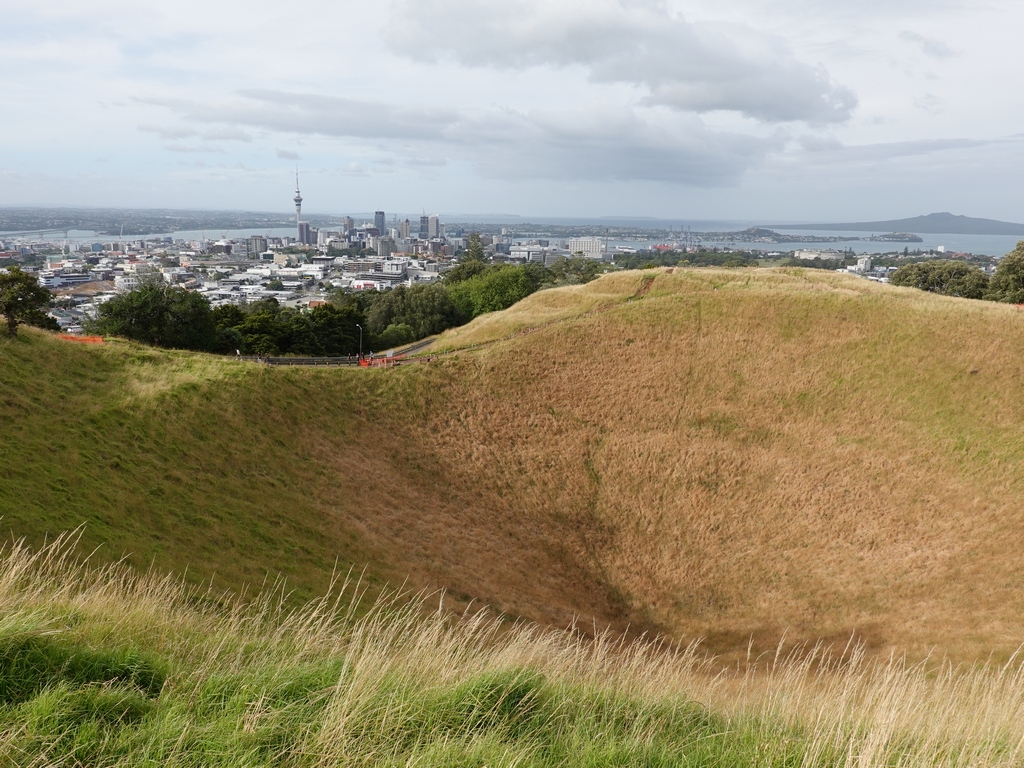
(899, 30, 957, 58)
(137, 92, 459, 142)
(914, 93, 944, 115)
(385, 0, 857, 124)
(793, 136, 991, 165)
(144, 88, 778, 185)
(454, 108, 780, 185)
(144, 90, 779, 186)
(276, 148, 300, 160)
(163, 143, 225, 154)
(201, 127, 252, 142)
(139, 124, 197, 140)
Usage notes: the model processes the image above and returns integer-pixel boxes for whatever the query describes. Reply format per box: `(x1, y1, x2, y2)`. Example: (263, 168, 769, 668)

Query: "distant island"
(768, 212, 1024, 236)
(697, 227, 921, 244)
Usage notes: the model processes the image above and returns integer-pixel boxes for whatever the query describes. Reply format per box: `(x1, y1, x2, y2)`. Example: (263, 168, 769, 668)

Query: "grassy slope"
(415, 267, 1024, 657)
(4, 539, 1024, 768)
(5, 267, 1024, 658)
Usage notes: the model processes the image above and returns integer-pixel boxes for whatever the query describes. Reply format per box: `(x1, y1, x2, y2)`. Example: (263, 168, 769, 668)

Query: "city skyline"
(3, 0, 1024, 222)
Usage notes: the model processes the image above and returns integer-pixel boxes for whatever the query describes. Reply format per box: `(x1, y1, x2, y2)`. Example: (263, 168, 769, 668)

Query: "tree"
(986, 242, 1024, 303)
(376, 323, 416, 350)
(463, 233, 486, 262)
(443, 259, 488, 285)
(891, 260, 989, 299)
(547, 257, 602, 286)
(0, 267, 54, 337)
(89, 284, 218, 350)
(211, 304, 245, 330)
(366, 283, 464, 338)
(447, 264, 533, 318)
(309, 303, 360, 356)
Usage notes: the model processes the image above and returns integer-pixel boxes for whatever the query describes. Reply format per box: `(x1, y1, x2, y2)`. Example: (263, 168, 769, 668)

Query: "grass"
(6, 267, 1024, 660)
(5, 536, 1024, 766)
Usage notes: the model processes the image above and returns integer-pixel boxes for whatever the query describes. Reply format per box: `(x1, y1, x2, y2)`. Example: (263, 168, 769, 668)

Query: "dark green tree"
(448, 265, 533, 318)
(891, 260, 989, 299)
(309, 303, 361, 356)
(376, 323, 416, 350)
(985, 242, 1024, 303)
(547, 257, 602, 285)
(366, 283, 465, 339)
(236, 309, 284, 356)
(463, 232, 486, 262)
(211, 304, 245, 330)
(0, 266, 53, 337)
(88, 285, 218, 349)
(443, 259, 488, 285)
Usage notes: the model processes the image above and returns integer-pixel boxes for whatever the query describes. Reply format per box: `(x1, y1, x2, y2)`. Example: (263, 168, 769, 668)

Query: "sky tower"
(293, 171, 302, 239)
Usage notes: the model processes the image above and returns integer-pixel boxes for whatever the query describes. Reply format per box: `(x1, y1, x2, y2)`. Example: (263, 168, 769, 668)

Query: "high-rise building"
(342, 216, 354, 233)
(400, 219, 410, 239)
(419, 215, 430, 239)
(374, 211, 386, 232)
(247, 235, 268, 258)
(428, 215, 440, 239)
(298, 222, 311, 246)
(377, 237, 396, 258)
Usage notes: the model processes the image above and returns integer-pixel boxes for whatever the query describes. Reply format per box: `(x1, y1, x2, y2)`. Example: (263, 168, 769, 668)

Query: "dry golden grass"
(387, 267, 1024, 659)
(431, 271, 654, 351)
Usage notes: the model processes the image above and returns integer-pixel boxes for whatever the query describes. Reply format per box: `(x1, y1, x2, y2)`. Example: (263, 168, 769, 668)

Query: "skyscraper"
(399, 219, 410, 239)
(428, 215, 440, 239)
(419, 215, 429, 239)
(374, 211, 386, 233)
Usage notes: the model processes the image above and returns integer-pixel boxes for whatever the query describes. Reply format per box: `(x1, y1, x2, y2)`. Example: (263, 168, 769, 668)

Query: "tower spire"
(293, 169, 303, 241)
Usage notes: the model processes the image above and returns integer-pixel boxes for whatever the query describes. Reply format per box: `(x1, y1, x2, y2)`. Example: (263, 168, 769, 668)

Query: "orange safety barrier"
(58, 334, 104, 344)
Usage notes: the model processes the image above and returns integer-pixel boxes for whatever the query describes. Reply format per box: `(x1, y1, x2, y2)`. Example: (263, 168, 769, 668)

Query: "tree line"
(85, 246, 609, 356)
(890, 242, 1024, 302)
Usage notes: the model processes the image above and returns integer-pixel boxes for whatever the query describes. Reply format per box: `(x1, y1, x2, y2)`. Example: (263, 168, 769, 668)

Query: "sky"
(2, 0, 1024, 222)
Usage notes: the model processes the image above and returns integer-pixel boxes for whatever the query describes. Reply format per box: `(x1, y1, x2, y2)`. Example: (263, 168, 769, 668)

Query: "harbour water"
(4, 226, 1022, 258)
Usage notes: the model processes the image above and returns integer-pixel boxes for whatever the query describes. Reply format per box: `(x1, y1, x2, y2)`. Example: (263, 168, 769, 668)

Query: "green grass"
(0, 331, 392, 602)
(0, 538, 815, 767)
(4, 537, 1024, 767)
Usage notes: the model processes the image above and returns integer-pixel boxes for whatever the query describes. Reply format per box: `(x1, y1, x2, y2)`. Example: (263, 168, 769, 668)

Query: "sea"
(702, 229, 1024, 258)
(5, 226, 1023, 258)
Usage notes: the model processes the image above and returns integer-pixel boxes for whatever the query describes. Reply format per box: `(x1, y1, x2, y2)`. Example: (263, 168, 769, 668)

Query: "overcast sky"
(3, 0, 1023, 221)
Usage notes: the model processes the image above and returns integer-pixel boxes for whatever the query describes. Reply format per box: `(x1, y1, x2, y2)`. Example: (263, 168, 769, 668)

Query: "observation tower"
(293, 172, 303, 240)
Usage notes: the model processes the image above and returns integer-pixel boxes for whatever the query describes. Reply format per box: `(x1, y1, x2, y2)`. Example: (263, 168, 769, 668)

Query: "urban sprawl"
(0, 184, 979, 335)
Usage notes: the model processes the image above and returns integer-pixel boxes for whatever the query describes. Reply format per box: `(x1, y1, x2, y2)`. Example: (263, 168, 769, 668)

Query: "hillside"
(6, 268, 1024, 658)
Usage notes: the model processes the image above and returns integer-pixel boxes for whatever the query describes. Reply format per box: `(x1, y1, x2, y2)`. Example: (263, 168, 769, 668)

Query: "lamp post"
(356, 324, 362, 360)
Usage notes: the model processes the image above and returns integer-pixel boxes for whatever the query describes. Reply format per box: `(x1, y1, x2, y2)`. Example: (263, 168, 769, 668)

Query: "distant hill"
(10, 269, 1024, 660)
(770, 211, 1024, 235)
